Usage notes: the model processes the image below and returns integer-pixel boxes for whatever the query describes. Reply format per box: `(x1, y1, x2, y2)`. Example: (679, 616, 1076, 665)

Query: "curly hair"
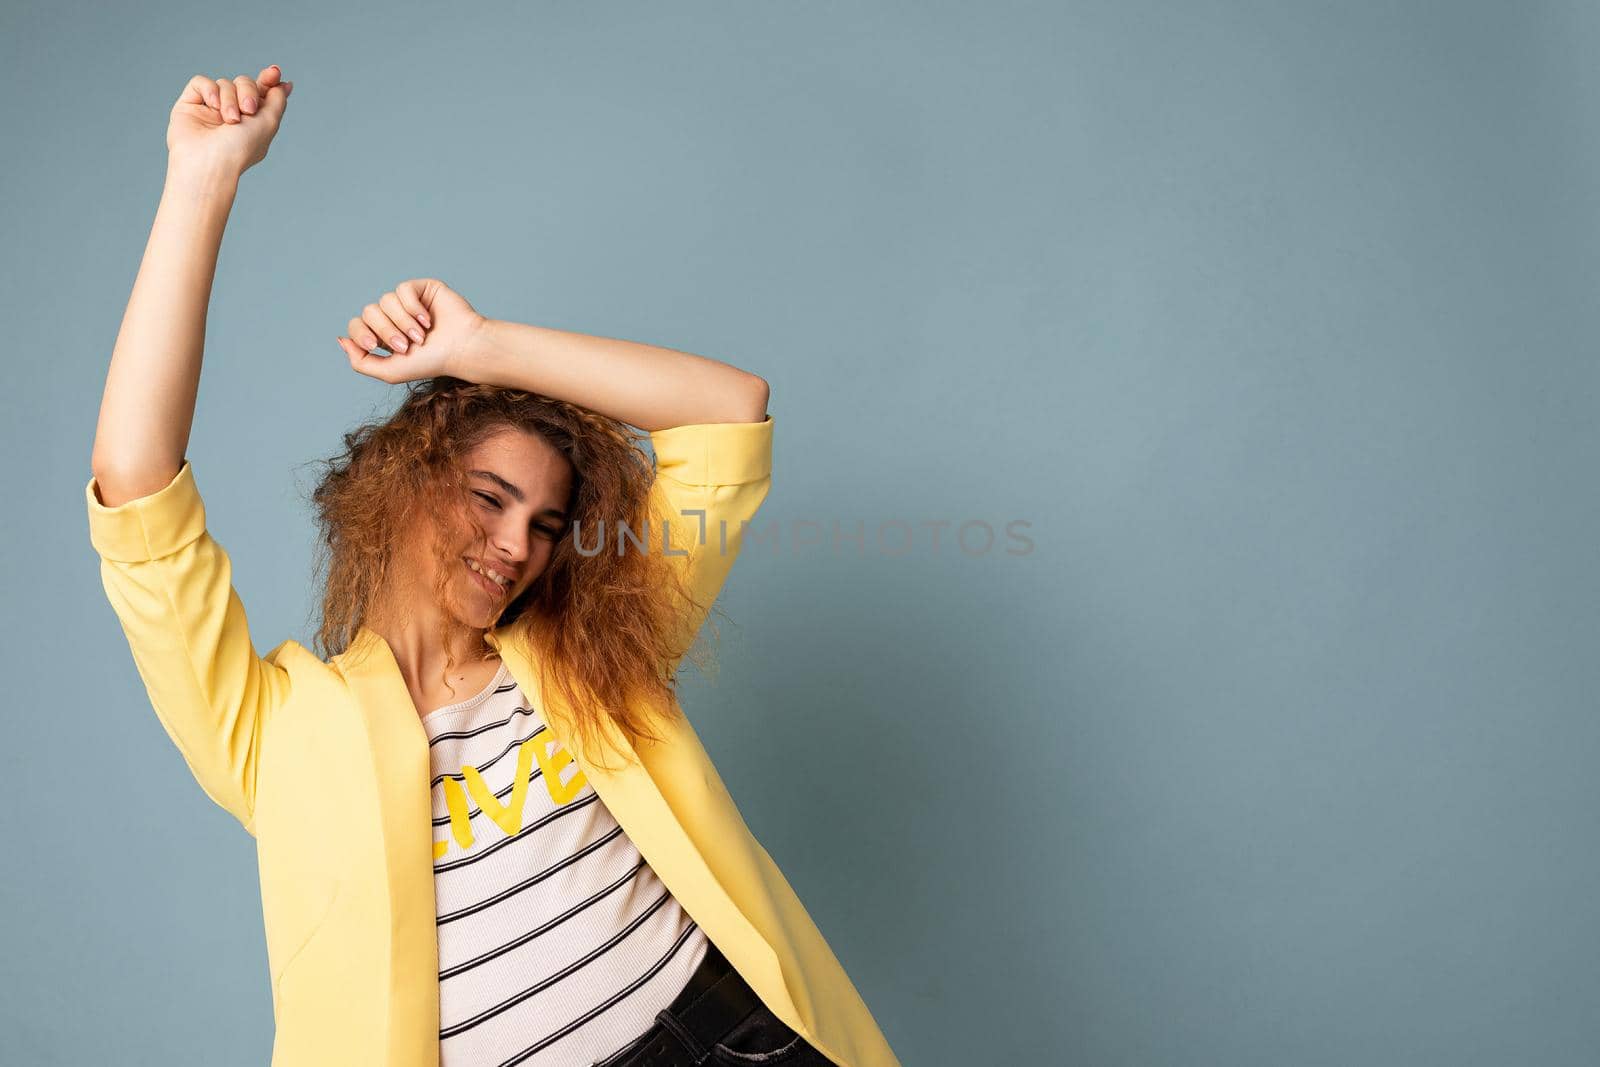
(297, 376, 714, 770)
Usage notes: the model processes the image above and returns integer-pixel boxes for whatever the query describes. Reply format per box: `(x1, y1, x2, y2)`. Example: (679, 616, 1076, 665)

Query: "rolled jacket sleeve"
(86, 460, 287, 833)
(647, 415, 774, 666)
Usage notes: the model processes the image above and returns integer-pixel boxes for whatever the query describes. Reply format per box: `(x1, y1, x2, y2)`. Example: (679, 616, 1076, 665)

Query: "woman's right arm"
(92, 66, 289, 496)
(89, 159, 236, 496)
(88, 67, 295, 833)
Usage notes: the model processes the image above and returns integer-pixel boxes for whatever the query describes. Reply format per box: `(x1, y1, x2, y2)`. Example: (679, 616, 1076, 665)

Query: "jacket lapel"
(484, 625, 799, 1029)
(335, 621, 798, 1059)
(335, 626, 442, 1066)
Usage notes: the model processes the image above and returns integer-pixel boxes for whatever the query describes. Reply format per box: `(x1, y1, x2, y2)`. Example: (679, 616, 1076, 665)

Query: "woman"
(87, 65, 900, 1067)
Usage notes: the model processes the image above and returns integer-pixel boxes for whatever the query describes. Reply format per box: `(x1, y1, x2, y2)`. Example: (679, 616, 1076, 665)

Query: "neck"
(365, 598, 497, 695)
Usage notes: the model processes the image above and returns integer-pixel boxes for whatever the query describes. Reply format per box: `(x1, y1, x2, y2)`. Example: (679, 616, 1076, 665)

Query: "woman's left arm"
(336, 279, 774, 658)
(334, 278, 768, 431)
(461, 318, 774, 662)
(462, 318, 770, 431)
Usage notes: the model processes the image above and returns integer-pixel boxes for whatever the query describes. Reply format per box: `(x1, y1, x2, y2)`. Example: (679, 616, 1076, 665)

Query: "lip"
(462, 557, 512, 597)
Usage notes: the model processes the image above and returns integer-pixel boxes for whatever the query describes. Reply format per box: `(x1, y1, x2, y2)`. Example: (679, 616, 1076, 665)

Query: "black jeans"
(593, 940, 833, 1066)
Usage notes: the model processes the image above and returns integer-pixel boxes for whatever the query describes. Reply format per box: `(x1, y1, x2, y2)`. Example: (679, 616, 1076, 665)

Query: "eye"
(473, 491, 501, 510)
(534, 524, 563, 540)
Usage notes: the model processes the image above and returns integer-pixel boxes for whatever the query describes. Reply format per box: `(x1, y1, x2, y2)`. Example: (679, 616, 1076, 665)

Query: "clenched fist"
(335, 278, 489, 385)
(167, 64, 294, 177)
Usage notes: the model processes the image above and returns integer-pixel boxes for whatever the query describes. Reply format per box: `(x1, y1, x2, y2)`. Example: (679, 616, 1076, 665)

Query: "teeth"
(466, 558, 510, 587)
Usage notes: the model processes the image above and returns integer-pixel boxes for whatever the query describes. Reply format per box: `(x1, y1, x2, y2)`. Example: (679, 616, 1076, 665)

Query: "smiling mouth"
(463, 556, 512, 596)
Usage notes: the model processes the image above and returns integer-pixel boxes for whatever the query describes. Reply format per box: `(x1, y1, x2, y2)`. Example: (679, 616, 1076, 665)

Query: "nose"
(488, 522, 530, 567)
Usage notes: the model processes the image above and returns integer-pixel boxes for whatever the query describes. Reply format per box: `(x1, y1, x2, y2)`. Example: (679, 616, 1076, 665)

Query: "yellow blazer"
(86, 415, 900, 1067)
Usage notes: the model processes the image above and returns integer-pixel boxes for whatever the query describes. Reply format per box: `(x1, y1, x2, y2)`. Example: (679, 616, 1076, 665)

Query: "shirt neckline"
(420, 659, 511, 723)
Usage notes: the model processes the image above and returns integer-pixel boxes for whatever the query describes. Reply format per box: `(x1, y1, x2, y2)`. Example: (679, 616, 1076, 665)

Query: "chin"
(440, 588, 495, 632)
(456, 583, 522, 632)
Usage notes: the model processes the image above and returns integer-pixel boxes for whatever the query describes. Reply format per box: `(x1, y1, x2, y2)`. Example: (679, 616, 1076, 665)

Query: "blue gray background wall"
(6, 1, 1599, 1064)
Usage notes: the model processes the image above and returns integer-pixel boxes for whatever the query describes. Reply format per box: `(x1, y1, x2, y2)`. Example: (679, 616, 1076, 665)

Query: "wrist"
(164, 153, 242, 199)
(448, 315, 501, 382)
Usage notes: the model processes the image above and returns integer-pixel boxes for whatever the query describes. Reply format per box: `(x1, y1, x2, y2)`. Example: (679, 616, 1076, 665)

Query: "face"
(415, 425, 575, 630)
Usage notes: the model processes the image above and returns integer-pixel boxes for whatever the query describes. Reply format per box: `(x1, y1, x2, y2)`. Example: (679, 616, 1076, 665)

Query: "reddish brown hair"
(300, 376, 712, 769)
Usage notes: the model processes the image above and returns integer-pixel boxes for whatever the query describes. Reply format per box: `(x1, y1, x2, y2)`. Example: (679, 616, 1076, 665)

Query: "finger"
(233, 75, 259, 116)
(395, 280, 432, 329)
(361, 303, 409, 354)
(180, 74, 221, 110)
(257, 81, 289, 125)
(338, 337, 393, 381)
(256, 66, 291, 107)
(338, 336, 375, 365)
(348, 315, 388, 355)
(381, 291, 427, 346)
(215, 78, 240, 123)
(347, 339, 399, 383)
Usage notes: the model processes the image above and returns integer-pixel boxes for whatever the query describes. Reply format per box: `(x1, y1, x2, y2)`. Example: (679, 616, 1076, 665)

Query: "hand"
(335, 278, 489, 384)
(167, 65, 293, 177)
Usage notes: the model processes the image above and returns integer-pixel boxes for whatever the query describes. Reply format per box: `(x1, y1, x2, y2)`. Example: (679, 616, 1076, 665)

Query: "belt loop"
(654, 1007, 711, 1063)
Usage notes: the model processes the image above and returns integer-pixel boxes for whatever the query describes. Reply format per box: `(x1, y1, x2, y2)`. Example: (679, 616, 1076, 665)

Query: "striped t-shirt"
(423, 659, 710, 1067)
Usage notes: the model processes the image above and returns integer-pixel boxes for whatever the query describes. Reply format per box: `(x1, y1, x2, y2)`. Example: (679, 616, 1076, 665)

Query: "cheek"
(519, 541, 559, 587)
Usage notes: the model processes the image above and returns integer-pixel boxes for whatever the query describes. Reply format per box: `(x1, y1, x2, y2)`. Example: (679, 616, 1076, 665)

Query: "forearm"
(461, 319, 769, 432)
(91, 157, 239, 504)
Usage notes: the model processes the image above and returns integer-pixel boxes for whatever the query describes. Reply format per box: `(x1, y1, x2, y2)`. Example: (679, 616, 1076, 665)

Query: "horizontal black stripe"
(438, 822, 624, 923)
(431, 754, 563, 828)
(434, 792, 605, 877)
(496, 921, 704, 1067)
(439, 858, 648, 980)
(430, 722, 548, 787)
(427, 693, 536, 747)
(440, 888, 675, 1040)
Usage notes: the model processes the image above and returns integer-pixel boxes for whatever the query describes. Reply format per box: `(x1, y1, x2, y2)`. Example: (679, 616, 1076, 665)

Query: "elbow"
(736, 374, 770, 423)
(90, 458, 186, 509)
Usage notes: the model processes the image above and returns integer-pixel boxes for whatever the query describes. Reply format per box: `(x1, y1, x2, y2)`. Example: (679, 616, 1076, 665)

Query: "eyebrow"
(467, 470, 568, 521)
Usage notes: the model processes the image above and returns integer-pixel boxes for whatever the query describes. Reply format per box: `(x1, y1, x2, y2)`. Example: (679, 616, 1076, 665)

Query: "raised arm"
(91, 65, 291, 496)
(448, 315, 774, 662)
(87, 66, 295, 831)
(332, 278, 769, 431)
(459, 318, 770, 430)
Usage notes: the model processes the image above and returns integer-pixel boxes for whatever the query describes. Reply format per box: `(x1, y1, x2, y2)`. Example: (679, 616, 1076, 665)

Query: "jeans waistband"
(591, 941, 762, 1067)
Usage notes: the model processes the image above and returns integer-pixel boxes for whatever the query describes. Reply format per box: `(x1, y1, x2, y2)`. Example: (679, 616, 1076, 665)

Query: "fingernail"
(408, 328, 424, 344)
(390, 335, 409, 353)
(418, 312, 431, 328)
(242, 98, 257, 114)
